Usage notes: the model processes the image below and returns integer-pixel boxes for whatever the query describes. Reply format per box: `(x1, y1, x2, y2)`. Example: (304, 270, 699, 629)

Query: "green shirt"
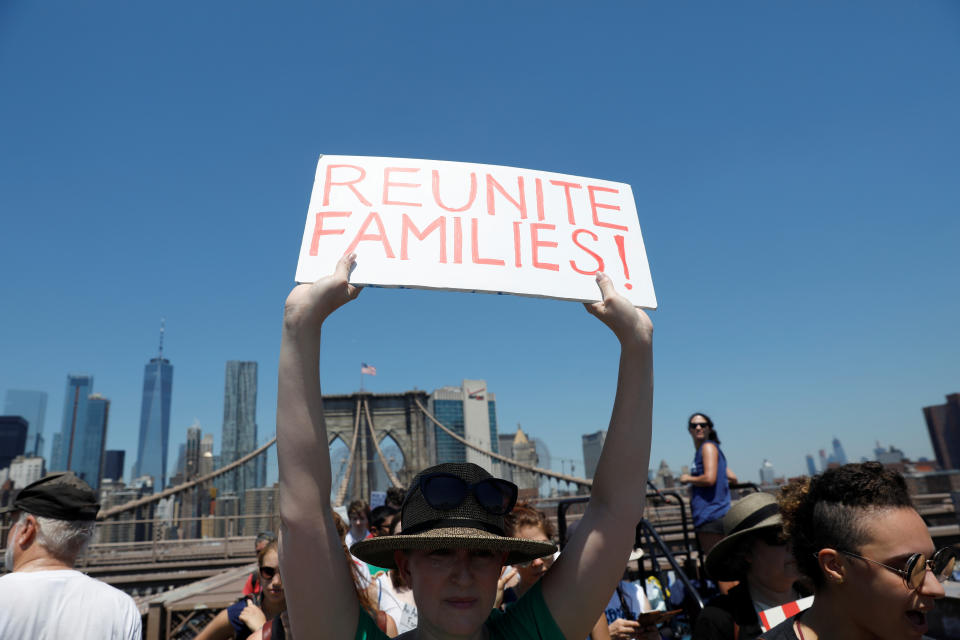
(355, 581, 564, 639)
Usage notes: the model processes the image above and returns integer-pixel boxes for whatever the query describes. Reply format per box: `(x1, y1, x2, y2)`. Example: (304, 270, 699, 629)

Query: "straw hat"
(704, 492, 783, 581)
(350, 463, 556, 569)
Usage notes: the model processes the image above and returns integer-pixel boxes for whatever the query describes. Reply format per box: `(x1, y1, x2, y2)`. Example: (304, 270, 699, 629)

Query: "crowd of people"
(0, 256, 955, 640)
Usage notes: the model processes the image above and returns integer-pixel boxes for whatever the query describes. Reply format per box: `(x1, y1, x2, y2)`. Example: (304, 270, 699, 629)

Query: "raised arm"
(277, 253, 362, 640)
(540, 272, 654, 639)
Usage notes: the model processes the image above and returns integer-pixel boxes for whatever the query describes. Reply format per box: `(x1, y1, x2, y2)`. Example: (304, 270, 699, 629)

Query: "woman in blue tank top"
(680, 413, 738, 556)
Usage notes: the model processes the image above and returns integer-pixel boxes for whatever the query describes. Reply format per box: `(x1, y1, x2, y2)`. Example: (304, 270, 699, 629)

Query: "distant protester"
(243, 531, 278, 597)
(369, 505, 399, 538)
(346, 500, 372, 548)
(679, 413, 738, 556)
(196, 540, 286, 640)
(371, 516, 418, 634)
(761, 462, 954, 640)
(0, 473, 141, 639)
(693, 492, 808, 640)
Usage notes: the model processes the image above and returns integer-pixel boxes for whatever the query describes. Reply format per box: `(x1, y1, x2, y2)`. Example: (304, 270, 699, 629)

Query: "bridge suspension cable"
(413, 398, 592, 488)
(363, 396, 403, 489)
(98, 395, 590, 520)
(334, 396, 363, 507)
(97, 436, 277, 520)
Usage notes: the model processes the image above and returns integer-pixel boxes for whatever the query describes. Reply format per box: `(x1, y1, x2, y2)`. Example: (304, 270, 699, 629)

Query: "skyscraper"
(103, 450, 125, 482)
(3, 390, 47, 456)
(221, 361, 259, 498)
(200, 433, 214, 477)
(135, 323, 174, 492)
(430, 379, 499, 472)
(759, 459, 776, 485)
(805, 454, 817, 476)
(185, 422, 202, 480)
(0, 416, 29, 470)
(55, 374, 93, 472)
(581, 430, 606, 479)
(831, 437, 847, 465)
(75, 393, 110, 489)
(924, 393, 960, 470)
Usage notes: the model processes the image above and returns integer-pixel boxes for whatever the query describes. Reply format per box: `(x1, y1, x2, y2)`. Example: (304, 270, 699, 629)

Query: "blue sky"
(1, 1, 958, 485)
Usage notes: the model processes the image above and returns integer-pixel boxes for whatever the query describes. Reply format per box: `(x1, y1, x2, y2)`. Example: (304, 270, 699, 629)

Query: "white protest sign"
(296, 155, 657, 308)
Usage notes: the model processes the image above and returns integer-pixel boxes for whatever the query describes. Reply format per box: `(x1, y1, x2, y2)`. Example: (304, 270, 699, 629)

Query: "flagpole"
(360, 364, 364, 392)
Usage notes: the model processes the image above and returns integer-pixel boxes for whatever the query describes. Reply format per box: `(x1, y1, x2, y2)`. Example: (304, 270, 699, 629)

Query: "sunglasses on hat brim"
(411, 472, 518, 516)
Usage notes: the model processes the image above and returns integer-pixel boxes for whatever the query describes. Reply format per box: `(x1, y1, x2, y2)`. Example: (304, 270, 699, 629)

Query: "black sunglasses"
(414, 472, 518, 515)
(259, 565, 280, 581)
(838, 547, 957, 590)
(688, 422, 710, 430)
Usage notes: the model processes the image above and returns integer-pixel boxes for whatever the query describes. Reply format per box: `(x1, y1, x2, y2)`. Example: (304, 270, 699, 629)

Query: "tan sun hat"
(704, 492, 783, 581)
(350, 462, 556, 569)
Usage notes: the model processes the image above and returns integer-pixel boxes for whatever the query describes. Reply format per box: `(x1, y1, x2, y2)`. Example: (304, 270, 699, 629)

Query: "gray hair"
(17, 512, 96, 561)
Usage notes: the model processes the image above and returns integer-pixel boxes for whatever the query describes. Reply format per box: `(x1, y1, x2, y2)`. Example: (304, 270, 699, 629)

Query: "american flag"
(361, 363, 377, 376)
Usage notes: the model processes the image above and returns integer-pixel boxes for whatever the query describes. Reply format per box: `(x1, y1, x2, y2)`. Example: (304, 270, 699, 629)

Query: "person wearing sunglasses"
(761, 462, 953, 640)
(693, 492, 808, 640)
(679, 413, 739, 558)
(196, 540, 287, 640)
(277, 254, 654, 640)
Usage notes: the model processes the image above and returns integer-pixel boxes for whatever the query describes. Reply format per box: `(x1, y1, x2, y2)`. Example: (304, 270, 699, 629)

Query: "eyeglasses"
(688, 423, 710, 430)
(414, 473, 518, 515)
(838, 547, 957, 590)
(259, 565, 280, 581)
(515, 553, 556, 568)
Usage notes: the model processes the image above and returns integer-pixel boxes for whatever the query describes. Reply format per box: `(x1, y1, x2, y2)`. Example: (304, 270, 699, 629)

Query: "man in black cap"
(0, 472, 142, 639)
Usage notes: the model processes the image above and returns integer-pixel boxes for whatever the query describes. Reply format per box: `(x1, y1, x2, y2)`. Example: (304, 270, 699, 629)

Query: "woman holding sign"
(277, 253, 654, 640)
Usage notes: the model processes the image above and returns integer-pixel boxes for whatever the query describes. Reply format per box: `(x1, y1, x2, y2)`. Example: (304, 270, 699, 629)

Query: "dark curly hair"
(778, 462, 913, 588)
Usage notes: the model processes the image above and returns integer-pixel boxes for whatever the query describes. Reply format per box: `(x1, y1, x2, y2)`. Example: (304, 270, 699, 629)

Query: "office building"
(98, 481, 155, 543)
(430, 379, 499, 472)
(244, 485, 279, 536)
(200, 434, 215, 477)
(221, 361, 259, 499)
(805, 454, 817, 476)
(50, 433, 62, 473)
(759, 459, 777, 485)
(3, 390, 47, 456)
(103, 450, 125, 482)
(0, 416, 29, 471)
(9, 455, 45, 488)
(134, 325, 174, 491)
(581, 430, 606, 480)
(185, 422, 202, 479)
(503, 427, 538, 499)
(74, 394, 110, 489)
(924, 393, 960, 470)
(831, 437, 847, 466)
(214, 492, 241, 537)
(55, 374, 94, 471)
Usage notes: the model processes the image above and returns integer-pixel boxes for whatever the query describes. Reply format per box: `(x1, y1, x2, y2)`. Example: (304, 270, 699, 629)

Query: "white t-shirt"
(0, 569, 141, 640)
(603, 580, 652, 624)
(374, 573, 418, 634)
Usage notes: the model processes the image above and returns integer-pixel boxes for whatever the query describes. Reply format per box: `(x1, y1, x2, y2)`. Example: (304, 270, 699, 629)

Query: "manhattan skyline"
(0, 2, 957, 483)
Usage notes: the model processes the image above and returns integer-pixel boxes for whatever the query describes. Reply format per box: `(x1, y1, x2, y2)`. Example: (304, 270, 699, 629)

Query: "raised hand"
(583, 271, 653, 347)
(284, 252, 363, 332)
(238, 599, 267, 632)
